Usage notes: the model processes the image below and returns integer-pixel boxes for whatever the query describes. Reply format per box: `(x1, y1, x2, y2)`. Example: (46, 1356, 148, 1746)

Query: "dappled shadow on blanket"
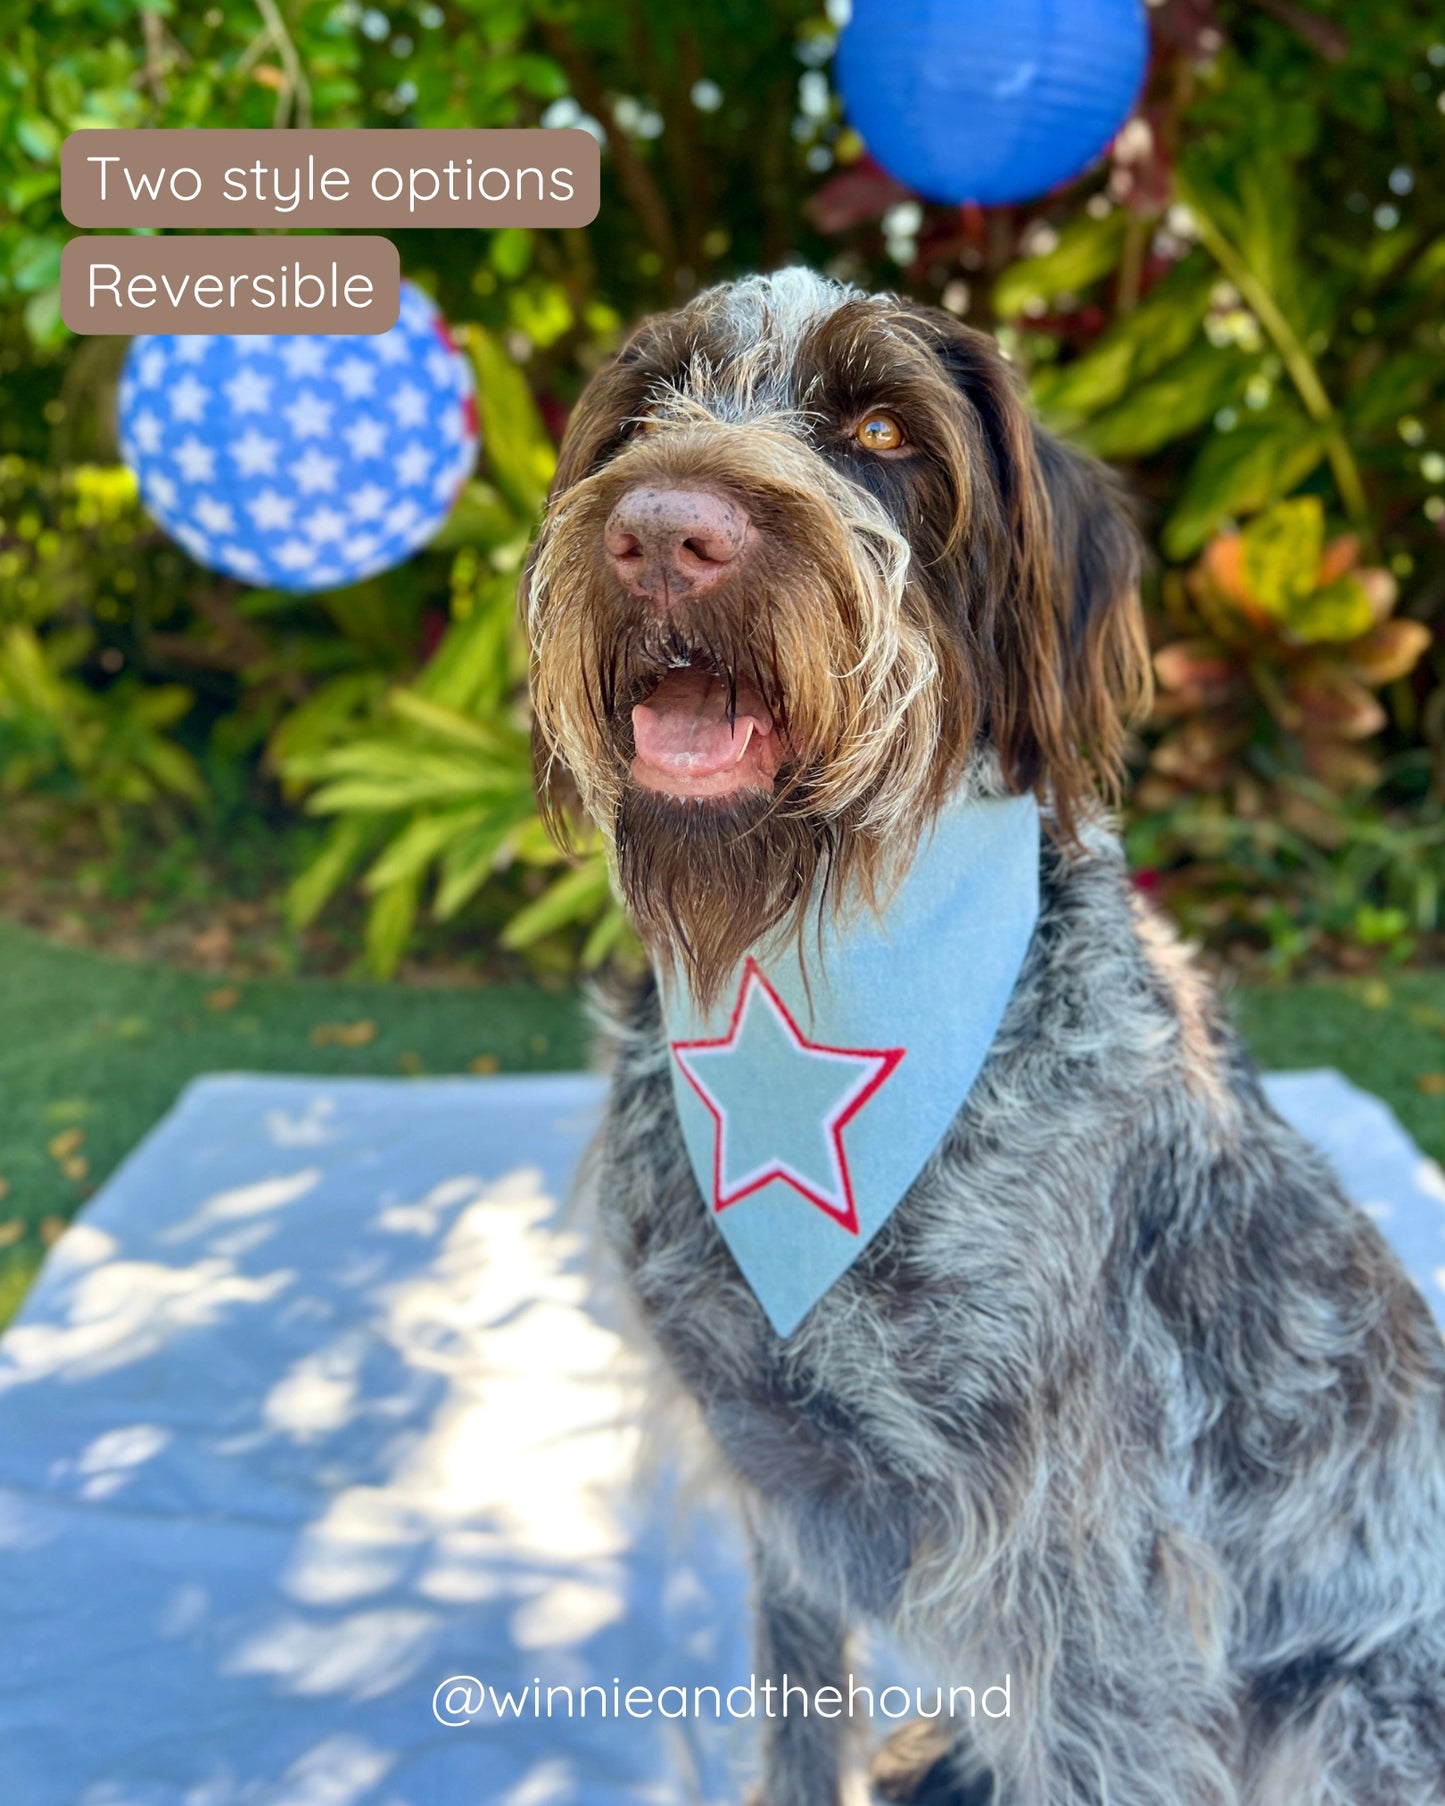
(0, 1076, 753, 1806)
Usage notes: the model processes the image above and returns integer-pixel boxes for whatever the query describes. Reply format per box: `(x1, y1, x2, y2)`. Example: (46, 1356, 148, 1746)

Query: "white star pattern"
(283, 391, 333, 439)
(117, 282, 478, 591)
(349, 484, 390, 522)
(224, 368, 272, 414)
(291, 449, 339, 495)
(394, 443, 431, 486)
(147, 472, 178, 512)
(231, 429, 279, 477)
(248, 491, 294, 531)
(279, 339, 328, 378)
(334, 358, 377, 400)
(194, 497, 237, 536)
(343, 417, 387, 460)
(174, 437, 216, 483)
(304, 506, 349, 545)
(220, 545, 265, 580)
(129, 412, 163, 456)
(389, 383, 429, 428)
(169, 375, 209, 423)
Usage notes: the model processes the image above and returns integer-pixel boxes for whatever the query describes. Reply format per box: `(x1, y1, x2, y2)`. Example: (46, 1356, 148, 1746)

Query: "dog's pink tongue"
(632, 668, 774, 788)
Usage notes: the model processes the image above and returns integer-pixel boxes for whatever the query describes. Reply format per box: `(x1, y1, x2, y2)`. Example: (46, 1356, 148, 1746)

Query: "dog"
(523, 269, 1445, 1805)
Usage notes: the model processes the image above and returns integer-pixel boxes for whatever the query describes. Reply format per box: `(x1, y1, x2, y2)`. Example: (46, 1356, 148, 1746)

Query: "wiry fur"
(526, 269, 1148, 1006)
(527, 270, 1445, 1804)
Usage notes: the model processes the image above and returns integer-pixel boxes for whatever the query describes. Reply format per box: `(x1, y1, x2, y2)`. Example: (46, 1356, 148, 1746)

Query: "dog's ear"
(522, 345, 652, 849)
(546, 352, 641, 498)
(897, 307, 1152, 837)
(1017, 424, 1153, 834)
(545, 309, 677, 500)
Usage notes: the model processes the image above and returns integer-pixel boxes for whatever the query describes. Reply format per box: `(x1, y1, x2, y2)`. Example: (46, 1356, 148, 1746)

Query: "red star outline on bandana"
(670, 958, 905, 1236)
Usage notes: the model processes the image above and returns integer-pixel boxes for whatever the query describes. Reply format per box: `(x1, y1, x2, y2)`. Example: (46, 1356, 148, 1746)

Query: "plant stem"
(252, 0, 311, 129)
(1178, 176, 1369, 527)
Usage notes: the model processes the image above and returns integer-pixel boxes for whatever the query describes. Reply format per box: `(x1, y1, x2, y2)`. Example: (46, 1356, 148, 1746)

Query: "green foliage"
(0, 620, 203, 808)
(0, 458, 203, 817)
(1139, 498, 1439, 963)
(3, 0, 1444, 978)
(274, 350, 628, 976)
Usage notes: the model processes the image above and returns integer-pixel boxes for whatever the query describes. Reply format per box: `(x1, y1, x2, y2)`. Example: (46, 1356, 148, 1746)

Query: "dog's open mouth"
(630, 662, 786, 801)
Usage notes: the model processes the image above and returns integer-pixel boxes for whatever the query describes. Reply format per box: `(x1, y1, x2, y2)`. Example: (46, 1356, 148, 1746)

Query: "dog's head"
(525, 270, 1149, 1004)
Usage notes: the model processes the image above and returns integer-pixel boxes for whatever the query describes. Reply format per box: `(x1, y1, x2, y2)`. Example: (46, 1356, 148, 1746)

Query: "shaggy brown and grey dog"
(524, 269, 1445, 1806)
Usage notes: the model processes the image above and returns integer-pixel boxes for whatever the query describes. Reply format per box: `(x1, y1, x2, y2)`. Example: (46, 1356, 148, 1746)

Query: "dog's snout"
(604, 487, 750, 601)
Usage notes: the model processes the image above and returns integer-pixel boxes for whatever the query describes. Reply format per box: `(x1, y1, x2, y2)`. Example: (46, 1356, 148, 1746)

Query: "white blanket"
(0, 1070, 1440, 1806)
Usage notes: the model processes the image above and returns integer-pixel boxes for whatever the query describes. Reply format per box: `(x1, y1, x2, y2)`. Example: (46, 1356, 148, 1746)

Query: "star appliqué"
(671, 960, 904, 1235)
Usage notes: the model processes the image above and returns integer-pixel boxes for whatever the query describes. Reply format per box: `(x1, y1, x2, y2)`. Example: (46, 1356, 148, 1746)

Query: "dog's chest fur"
(591, 826, 1445, 1673)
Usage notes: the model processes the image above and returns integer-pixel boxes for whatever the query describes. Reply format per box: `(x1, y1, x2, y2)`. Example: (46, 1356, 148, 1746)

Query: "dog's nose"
(604, 487, 750, 601)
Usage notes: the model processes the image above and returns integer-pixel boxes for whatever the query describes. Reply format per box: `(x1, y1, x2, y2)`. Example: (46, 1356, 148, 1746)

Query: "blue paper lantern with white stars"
(836, 0, 1149, 207)
(116, 281, 479, 593)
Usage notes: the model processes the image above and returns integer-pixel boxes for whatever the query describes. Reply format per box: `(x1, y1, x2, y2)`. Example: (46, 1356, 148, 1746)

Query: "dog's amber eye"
(855, 413, 904, 452)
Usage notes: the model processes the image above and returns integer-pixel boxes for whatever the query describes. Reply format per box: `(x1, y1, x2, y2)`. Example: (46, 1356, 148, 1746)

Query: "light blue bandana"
(659, 793, 1041, 1337)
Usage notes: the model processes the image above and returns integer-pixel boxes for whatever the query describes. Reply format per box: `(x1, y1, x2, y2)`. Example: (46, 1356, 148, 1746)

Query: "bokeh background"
(1, 0, 1443, 1314)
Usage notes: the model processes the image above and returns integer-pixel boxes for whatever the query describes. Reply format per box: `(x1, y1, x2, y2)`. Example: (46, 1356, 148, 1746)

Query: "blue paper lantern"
(116, 280, 479, 593)
(836, 0, 1149, 207)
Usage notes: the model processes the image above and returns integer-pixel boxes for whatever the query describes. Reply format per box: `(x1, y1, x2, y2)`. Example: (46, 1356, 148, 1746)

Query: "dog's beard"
(615, 784, 839, 1007)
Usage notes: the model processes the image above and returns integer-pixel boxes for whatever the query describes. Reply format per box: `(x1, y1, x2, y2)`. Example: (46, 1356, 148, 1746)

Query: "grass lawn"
(0, 917, 1441, 1325)
(0, 919, 589, 1324)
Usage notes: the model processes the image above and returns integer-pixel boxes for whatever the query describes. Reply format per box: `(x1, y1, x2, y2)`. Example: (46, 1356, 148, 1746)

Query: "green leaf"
(11, 234, 63, 293)
(1078, 342, 1247, 461)
(468, 325, 556, 518)
(14, 113, 60, 163)
(1233, 155, 1299, 319)
(388, 685, 527, 756)
(580, 902, 630, 969)
(426, 479, 523, 554)
(1280, 577, 1377, 645)
(269, 671, 387, 772)
(1031, 257, 1216, 427)
(1344, 353, 1440, 436)
(300, 738, 528, 813)
(287, 816, 375, 930)
(134, 736, 205, 801)
(365, 875, 419, 979)
(362, 804, 488, 892)
(1240, 496, 1325, 619)
(23, 285, 65, 348)
(992, 212, 1128, 317)
(434, 795, 541, 919)
(1031, 336, 1137, 429)
(410, 579, 520, 716)
(6, 169, 62, 212)
(128, 682, 194, 730)
(499, 856, 612, 949)
(1162, 413, 1330, 561)
(490, 226, 533, 280)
